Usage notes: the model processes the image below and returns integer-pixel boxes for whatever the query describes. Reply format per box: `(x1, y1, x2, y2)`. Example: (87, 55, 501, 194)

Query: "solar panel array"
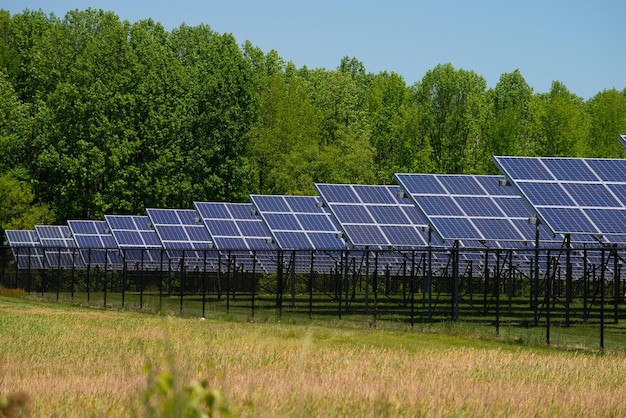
(194, 202, 278, 273)
(145, 208, 218, 270)
(105, 215, 166, 268)
(5, 230, 45, 269)
(194, 202, 276, 251)
(6, 138, 626, 273)
(494, 156, 626, 242)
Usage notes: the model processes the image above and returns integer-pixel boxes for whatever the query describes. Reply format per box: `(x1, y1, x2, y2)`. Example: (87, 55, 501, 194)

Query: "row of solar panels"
(5, 151, 626, 271)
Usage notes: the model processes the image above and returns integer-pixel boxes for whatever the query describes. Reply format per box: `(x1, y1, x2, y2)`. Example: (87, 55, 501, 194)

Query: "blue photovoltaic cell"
(331, 204, 374, 224)
(5, 230, 45, 269)
(494, 156, 626, 240)
(315, 183, 430, 248)
(394, 173, 539, 243)
(250, 194, 345, 250)
(562, 183, 619, 207)
(68, 220, 125, 268)
(105, 215, 165, 266)
(620, 135, 626, 149)
(35, 225, 85, 269)
(438, 176, 486, 195)
(194, 202, 277, 251)
(542, 158, 597, 182)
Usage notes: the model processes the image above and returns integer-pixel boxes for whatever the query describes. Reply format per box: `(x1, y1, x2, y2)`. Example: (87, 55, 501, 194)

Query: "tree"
(0, 173, 55, 240)
(414, 63, 489, 174)
(484, 69, 536, 163)
(170, 24, 258, 203)
(585, 89, 626, 158)
(368, 71, 432, 181)
(249, 71, 321, 195)
(534, 81, 589, 157)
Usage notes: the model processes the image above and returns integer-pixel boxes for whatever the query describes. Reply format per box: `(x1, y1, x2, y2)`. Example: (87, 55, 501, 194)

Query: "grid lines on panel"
(5, 230, 45, 269)
(146, 208, 217, 268)
(315, 183, 430, 248)
(193, 202, 276, 251)
(67, 220, 124, 268)
(35, 225, 85, 269)
(250, 195, 346, 250)
(494, 156, 626, 240)
(104, 215, 166, 267)
(394, 174, 540, 243)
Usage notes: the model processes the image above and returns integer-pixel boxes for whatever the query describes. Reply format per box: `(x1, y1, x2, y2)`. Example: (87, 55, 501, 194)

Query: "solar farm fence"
(2, 245, 624, 329)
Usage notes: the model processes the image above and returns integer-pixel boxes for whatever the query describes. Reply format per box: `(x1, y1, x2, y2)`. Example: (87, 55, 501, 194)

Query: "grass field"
(1, 293, 626, 417)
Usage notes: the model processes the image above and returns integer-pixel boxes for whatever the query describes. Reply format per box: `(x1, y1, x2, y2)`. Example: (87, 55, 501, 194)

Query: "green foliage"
(142, 365, 234, 418)
(0, 172, 55, 237)
(0, 9, 624, 224)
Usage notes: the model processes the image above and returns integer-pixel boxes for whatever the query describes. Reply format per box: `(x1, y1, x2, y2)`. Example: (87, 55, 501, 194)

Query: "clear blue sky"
(4, 0, 624, 100)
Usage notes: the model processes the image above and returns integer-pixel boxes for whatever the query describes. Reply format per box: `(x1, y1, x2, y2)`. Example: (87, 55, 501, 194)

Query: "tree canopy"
(0, 8, 625, 230)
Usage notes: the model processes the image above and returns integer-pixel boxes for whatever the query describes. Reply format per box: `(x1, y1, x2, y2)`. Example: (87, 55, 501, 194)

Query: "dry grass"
(1, 297, 626, 417)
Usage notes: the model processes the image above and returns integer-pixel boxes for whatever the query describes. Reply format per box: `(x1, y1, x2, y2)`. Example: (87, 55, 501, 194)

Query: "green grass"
(2, 294, 626, 416)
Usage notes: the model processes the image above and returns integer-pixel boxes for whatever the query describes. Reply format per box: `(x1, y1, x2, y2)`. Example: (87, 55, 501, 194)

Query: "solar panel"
(104, 215, 167, 268)
(5, 230, 45, 269)
(394, 174, 551, 244)
(145, 208, 218, 269)
(250, 195, 347, 251)
(494, 156, 626, 241)
(315, 183, 430, 248)
(193, 202, 276, 251)
(67, 220, 124, 268)
(35, 225, 85, 269)
(193, 202, 280, 273)
(620, 134, 626, 148)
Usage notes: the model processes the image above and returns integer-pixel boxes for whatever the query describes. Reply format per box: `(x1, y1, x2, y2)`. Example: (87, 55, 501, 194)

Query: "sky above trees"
(3, 0, 625, 100)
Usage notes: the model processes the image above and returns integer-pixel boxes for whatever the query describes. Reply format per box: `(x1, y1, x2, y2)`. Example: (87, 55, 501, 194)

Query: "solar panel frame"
(394, 173, 544, 244)
(145, 208, 220, 269)
(250, 194, 347, 251)
(194, 202, 278, 273)
(5, 229, 45, 269)
(35, 225, 85, 269)
(67, 220, 125, 268)
(104, 215, 167, 268)
(493, 156, 626, 242)
(314, 183, 430, 249)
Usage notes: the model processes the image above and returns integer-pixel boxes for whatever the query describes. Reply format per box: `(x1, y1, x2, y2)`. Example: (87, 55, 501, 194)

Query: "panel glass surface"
(35, 225, 85, 269)
(494, 156, 626, 239)
(315, 183, 429, 248)
(250, 194, 346, 250)
(5, 230, 45, 269)
(394, 173, 538, 243)
(194, 202, 277, 251)
(68, 220, 124, 268)
(105, 215, 165, 267)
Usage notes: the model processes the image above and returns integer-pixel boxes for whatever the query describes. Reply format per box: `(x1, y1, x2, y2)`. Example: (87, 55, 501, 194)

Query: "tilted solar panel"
(146, 208, 217, 268)
(250, 195, 346, 251)
(394, 173, 552, 244)
(35, 225, 85, 269)
(620, 134, 626, 148)
(67, 220, 124, 268)
(5, 230, 45, 269)
(315, 183, 430, 248)
(104, 215, 167, 268)
(494, 156, 626, 242)
(193, 202, 278, 273)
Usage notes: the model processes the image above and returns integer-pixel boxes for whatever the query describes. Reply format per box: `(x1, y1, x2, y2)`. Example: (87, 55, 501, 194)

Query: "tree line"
(0, 8, 625, 235)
